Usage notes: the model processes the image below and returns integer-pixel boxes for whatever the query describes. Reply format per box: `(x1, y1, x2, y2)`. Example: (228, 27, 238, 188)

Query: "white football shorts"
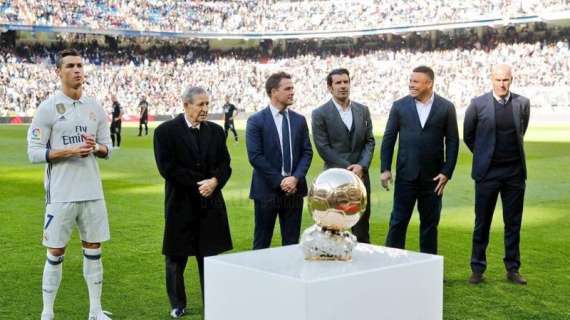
(42, 199, 110, 248)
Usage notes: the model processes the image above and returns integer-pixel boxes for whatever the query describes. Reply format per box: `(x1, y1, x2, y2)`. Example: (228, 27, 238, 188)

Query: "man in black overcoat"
(154, 86, 233, 318)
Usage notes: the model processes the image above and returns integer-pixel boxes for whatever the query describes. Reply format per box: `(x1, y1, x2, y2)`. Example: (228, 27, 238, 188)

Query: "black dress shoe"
(469, 272, 485, 284)
(170, 308, 186, 318)
(507, 271, 527, 285)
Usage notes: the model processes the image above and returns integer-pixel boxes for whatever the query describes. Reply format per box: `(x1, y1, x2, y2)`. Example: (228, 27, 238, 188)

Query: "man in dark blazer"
(246, 71, 313, 250)
(312, 68, 375, 243)
(381, 65, 459, 254)
(464, 64, 530, 285)
(153, 86, 233, 318)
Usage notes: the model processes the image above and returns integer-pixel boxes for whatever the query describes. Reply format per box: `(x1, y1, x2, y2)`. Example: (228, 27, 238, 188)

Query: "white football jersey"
(27, 91, 112, 203)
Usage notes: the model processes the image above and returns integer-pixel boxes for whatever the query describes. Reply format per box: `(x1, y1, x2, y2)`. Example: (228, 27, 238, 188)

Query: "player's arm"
(94, 102, 113, 159)
(27, 104, 53, 164)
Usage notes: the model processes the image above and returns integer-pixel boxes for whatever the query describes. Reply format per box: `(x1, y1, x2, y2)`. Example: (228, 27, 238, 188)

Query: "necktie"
(280, 110, 291, 176)
(190, 127, 200, 152)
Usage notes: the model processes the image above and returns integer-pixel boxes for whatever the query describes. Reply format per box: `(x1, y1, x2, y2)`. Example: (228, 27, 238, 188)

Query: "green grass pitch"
(0, 123, 569, 319)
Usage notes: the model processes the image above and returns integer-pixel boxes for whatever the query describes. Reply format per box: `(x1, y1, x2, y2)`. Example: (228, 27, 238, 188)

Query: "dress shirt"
(332, 99, 353, 130)
(493, 91, 511, 104)
(415, 92, 435, 128)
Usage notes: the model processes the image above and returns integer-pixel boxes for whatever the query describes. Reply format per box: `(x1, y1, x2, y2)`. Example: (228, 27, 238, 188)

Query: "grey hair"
(182, 86, 208, 104)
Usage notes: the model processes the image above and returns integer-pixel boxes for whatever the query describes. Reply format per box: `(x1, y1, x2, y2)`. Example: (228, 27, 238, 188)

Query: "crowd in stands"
(1, 26, 569, 118)
(1, 0, 569, 33)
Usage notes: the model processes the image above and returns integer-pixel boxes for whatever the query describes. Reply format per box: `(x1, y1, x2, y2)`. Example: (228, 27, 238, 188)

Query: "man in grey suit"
(312, 68, 375, 243)
(464, 64, 530, 285)
(381, 66, 459, 254)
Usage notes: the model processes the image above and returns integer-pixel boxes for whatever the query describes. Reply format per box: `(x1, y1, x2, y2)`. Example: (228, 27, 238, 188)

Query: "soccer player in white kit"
(27, 49, 113, 320)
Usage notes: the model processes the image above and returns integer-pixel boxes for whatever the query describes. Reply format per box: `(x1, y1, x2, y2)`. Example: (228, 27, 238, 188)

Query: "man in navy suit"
(381, 66, 459, 254)
(246, 71, 313, 249)
(464, 64, 530, 285)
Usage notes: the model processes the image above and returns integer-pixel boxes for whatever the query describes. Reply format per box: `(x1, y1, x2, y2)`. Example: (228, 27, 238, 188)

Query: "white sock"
(42, 252, 64, 317)
(83, 248, 103, 315)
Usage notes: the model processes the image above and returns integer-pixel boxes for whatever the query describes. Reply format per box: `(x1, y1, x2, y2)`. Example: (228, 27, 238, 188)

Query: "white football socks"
(42, 252, 64, 318)
(83, 248, 103, 316)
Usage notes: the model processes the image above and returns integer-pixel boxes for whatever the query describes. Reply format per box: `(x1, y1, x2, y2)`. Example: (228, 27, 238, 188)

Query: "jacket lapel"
(264, 107, 282, 162)
(288, 110, 296, 165)
(408, 96, 423, 129)
(328, 99, 351, 141)
(198, 122, 210, 161)
(487, 92, 496, 129)
(423, 94, 439, 130)
(350, 104, 363, 150)
(329, 100, 350, 132)
(511, 95, 521, 135)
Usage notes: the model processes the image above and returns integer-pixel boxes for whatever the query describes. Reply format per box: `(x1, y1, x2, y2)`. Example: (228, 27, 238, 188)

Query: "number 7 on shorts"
(44, 214, 54, 230)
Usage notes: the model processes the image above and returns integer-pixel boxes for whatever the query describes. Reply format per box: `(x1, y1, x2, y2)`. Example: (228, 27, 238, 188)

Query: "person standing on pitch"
(27, 48, 113, 320)
(109, 94, 123, 149)
(381, 65, 459, 254)
(464, 64, 530, 285)
(154, 86, 233, 318)
(246, 71, 313, 249)
(311, 68, 375, 243)
(138, 95, 149, 136)
(222, 95, 239, 142)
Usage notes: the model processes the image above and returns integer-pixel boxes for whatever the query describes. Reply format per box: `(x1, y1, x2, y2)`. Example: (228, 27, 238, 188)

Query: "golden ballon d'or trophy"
(301, 168, 367, 261)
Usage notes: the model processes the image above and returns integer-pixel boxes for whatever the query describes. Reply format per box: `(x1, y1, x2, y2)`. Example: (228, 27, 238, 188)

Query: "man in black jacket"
(222, 96, 239, 142)
(154, 86, 233, 318)
(138, 96, 149, 136)
(110, 95, 123, 148)
(380, 66, 459, 254)
(464, 64, 530, 285)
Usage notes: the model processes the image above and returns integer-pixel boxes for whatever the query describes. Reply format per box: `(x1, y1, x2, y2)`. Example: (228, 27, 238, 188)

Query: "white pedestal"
(205, 244, 443, 320)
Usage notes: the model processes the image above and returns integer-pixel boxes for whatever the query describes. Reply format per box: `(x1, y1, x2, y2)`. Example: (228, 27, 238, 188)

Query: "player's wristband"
(93, 143, 100, 153)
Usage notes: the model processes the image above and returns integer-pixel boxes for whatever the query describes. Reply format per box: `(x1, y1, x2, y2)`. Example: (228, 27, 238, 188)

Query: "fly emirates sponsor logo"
(62, 125, 88, 145)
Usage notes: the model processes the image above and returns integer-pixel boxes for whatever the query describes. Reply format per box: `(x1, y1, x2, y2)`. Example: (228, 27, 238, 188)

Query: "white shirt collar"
(415, 92, 435, 107)
(269, 104, 287, 117)
(57, 90, 85, 104)
(332, 98, 351, 113)
(492, 91, 511, 103)
(184, 113, 201, 129)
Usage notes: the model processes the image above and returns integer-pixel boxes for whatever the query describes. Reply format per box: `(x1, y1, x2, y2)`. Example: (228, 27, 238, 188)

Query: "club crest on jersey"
(56, 103, 66, 115)
(89, 111, 97, 122)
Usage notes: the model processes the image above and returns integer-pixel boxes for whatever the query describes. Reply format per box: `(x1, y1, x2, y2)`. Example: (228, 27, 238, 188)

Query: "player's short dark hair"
(56, 49, 81, 68)
(265, 72, 292, 97)
(326, 68, 350, 87)
(413, 65, 435, 82)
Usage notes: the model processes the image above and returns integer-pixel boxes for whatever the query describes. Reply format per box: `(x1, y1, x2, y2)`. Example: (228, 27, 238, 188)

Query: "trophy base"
(300, 225, 358, 261)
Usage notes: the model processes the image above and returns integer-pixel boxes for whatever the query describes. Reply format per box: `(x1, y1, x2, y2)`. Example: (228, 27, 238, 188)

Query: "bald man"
(464, 64, 530, 285)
